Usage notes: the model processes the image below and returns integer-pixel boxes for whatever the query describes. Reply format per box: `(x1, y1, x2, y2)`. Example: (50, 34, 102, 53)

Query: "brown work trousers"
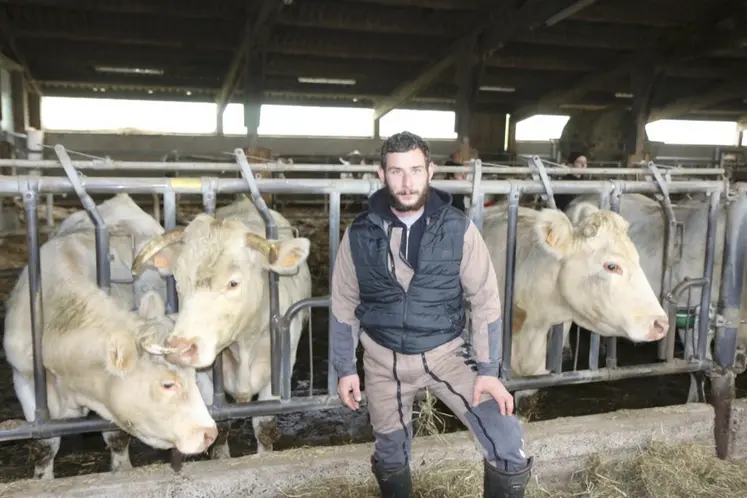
(361, 330, 529, 474)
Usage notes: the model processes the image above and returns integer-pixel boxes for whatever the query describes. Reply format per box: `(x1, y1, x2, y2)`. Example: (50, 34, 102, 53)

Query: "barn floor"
(1, 199, 746, 483)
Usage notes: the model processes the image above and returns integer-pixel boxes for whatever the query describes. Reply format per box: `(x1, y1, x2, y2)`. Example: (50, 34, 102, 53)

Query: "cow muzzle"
(164, 337, 200, 367)
(646, 315, 669, 341)
(178, 424, 219, 455)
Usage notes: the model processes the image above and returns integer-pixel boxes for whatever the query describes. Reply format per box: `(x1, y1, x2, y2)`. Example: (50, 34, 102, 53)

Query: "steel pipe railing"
(0, 148, 743, 467)
(0, 158, 726, 176)
(0, 176, 728, 196)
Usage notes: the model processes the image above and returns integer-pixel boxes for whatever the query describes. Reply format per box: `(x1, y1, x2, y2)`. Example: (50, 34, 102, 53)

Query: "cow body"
(565, 193, 747, 366)
(3, 194, 217, 479)
(133, 196, 312, 458)
(480, 202, 669, 399)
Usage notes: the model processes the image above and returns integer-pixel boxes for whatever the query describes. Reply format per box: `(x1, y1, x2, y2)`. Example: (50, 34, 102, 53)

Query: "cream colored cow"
(133, 196, 312, 458)
(3, 194, 217, 480)
(481, 202, 669, 399)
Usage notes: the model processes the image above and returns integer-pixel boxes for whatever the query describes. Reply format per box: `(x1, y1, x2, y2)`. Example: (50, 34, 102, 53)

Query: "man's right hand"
(338, 374, 362, 410)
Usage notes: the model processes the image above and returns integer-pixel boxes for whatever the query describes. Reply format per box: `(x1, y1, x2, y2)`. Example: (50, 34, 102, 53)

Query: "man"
(330, 131, 533, 498)
(553, 151, 588, 212)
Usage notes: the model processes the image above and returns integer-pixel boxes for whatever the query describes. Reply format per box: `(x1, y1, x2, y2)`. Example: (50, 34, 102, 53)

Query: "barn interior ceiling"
(0, 0, 744, 122)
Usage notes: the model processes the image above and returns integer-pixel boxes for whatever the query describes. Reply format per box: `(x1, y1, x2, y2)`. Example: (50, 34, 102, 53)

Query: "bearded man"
(329, 131, 534, 498)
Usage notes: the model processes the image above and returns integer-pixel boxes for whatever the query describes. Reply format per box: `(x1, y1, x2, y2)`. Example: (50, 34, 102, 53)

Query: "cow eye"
(227, 280, 240, 289)
(604, 263, 622, 274)
(161, 381, 175, 390)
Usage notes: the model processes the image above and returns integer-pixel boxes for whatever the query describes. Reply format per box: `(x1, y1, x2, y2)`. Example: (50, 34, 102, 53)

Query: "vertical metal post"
(235, 149, 281, 397)
(500, 186, 520, 381)
(588, 188, 611, 371)
(327, 191, 341, 396)
(696, 191, 720, 360)
(23, 185, 49, 422)
(152, 193, 161, 224)
(55, 145, 111, 295)
(606, 184, 621, 368)
(469, 159, 484, 232)
(162, 188, 178, 314)
(201, 179, 225, 408)
(711, 187, 747, 459)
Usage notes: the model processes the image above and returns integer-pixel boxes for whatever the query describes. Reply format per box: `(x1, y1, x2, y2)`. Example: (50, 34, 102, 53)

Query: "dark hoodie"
(365, 186, 453, 271)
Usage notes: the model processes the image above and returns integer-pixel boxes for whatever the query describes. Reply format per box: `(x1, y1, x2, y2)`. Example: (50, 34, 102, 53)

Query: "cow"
(564, 192, 747, 401)
(131, 195, 312, 459)
(2, 194, 217, 479)
(480, 201, 669, 402)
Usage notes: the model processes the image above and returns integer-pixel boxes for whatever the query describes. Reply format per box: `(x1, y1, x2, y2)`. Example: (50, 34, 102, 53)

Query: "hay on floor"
(277, 440, 747, 498)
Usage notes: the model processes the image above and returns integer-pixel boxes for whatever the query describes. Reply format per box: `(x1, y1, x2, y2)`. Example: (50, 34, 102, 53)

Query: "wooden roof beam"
(650, 80, 746, 121)
(215, 0, 284, 118)
(371, 0, 599, 121)
(511, 0, 747, 121)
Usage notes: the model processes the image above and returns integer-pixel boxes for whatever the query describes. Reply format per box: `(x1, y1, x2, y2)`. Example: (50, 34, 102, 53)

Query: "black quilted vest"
(349, 200, 467, 354)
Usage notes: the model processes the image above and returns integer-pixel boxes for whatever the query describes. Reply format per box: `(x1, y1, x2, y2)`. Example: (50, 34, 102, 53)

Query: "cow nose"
(165, 338, 198, 366)
(647, 316, 669, 341)
(202, 425, 218, 448)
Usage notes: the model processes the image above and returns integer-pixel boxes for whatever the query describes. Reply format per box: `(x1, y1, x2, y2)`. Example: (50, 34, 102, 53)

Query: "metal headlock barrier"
(0, 146, 745, 463)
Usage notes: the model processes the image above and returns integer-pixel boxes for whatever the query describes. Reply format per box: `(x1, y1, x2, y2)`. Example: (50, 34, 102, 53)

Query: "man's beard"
(386, 183, 429, 212)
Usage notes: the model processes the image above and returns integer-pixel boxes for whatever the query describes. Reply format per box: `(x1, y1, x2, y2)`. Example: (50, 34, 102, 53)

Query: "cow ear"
(263, 238, 311, 276)
(534, 208, 575, 258)
(138, 290, 166, 320)
(106, 337, 138, 377)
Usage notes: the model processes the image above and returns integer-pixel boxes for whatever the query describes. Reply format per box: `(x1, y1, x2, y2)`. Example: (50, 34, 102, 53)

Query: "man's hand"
(338, 374, 362, 410)
(472, 375, 514, 416)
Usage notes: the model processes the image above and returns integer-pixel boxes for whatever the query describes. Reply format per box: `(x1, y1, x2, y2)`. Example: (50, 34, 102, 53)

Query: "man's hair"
(379, 131, 431, 170)
(568, 151, 586, 164)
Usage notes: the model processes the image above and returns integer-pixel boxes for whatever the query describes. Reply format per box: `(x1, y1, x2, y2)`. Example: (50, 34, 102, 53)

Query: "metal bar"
(235, 148, 281, 397)
(665, 277, 709, 361)
(327, 191, 341, 396)
(588, 188, 612, 371)
(0, 159, 725, 176)
(606, 184, 622, 369)
(22, 185, 49, 423)
(200, 179, 225, 409)
(546, 324, 564, 374)
(162, 189, 178, 313)
(696, 191, 720, 360)
(500, 186, 520, 381)
(711, 188, 747, 460)
(469, 159, 484, 232)
(714, 189, 747, 368)
(647, 162, 677, 362)
(0, 358, 710, 443)
(0, 177, 726, 197)
(529, 155, 556, 210)
(54, 145, 111, 294)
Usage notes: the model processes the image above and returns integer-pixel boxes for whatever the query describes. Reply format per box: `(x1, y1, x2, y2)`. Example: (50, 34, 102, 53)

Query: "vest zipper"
(405, 226, 411, 260)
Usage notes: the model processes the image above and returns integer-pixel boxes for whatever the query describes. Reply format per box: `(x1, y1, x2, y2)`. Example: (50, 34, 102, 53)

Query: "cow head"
(536, 204, 668, 342)
(130, 213, 311, 368)
(103, 290, 217, 455)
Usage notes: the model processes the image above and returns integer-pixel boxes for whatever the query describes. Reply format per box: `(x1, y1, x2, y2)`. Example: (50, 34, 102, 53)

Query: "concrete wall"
(2, 400, 745, 497)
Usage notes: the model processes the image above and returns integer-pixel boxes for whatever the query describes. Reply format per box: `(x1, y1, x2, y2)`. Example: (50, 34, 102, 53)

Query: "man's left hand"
(472, 375, 514, 416)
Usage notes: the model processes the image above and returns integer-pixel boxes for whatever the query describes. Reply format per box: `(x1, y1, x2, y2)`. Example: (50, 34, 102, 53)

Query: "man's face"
(378, 149, 434, 212)
(573, 155, 588, 168)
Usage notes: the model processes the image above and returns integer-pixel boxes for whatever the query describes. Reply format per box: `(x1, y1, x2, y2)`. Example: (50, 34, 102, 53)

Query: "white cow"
(132, 195, 312, 458)
(565, 193, 747, 399)
(481, 202, 669, 399)
(2, 194, 217, 479)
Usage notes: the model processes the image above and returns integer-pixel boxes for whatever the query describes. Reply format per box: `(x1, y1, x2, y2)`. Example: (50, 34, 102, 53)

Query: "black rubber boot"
(371, 456, 412, 498)
(483, 457, 533, 498)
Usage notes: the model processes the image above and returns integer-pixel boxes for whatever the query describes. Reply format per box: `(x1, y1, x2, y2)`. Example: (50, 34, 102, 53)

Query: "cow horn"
(131, 228, 186, 276)
(245, 233, 279, 263)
